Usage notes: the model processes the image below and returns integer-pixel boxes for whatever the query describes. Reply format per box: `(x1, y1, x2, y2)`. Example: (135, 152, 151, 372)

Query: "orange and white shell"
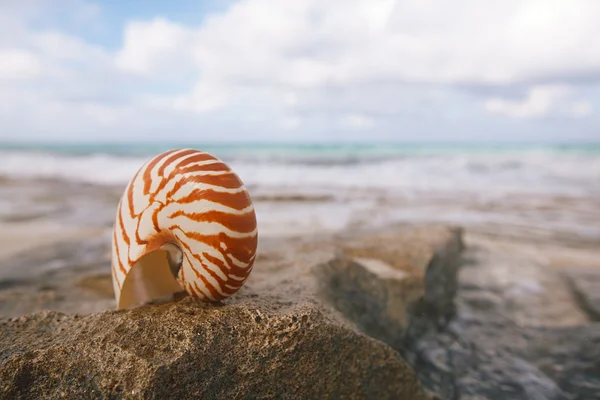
(111, 148, 258, 309)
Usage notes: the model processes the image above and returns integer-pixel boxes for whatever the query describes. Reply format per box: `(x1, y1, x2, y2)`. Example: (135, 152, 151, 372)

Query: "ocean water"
(1, 142, 599, 239)
(1, 142, 599, 196)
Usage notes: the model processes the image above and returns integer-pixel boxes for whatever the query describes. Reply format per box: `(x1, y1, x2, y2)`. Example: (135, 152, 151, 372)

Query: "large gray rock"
(530, 323, 600, 399)
(411, 318, 572, 400)
(403, 235, 600, 400)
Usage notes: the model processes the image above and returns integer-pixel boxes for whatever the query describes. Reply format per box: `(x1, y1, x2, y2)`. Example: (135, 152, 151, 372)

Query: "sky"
(0, 0, 599, 144)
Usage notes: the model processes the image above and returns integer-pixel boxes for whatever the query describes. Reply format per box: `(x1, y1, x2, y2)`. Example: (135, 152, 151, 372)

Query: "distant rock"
(317, 225, 464, 350)
(403, 234, 599, 400)
(530, 323, 600, 399)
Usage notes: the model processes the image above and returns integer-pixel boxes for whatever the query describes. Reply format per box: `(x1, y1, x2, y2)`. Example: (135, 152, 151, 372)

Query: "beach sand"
(0, 222, 106, 260)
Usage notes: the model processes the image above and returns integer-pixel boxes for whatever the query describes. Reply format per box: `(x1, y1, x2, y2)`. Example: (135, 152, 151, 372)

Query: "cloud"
(110, 0, 600, 128)
(115, 18, 194, 76)
(282, 116, 302, 130)
(484, 85, 593, 119)
(0, 49, 40, 79)
(115, 0, 600, 87)
(570, 101, 593, 117)
(340, 114, 374, 130)
(484, 85, 568, 118)
(0, 0, 599, 142)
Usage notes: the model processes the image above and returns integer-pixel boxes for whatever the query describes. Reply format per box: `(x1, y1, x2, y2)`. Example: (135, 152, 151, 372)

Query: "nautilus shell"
(111, 148, 258, 309)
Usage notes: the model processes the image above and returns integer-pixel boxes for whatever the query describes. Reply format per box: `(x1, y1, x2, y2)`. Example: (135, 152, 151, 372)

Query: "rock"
(402, 234, 600, 400)
(0, 224, 471, 399)
(317, 256, 423, 350)
(562, 268, 600, 321)
(341, 225, 464, 318)
(11, 221, 596, 400)
(407, 317, 576, 400)
(529, 323, 600, 399)
(457, 240, 588, 329)
(459, 290, 503, 312)
(0, 297, 425, 400)
(312, 225, 471, 399)
(317, 225, 464, 350)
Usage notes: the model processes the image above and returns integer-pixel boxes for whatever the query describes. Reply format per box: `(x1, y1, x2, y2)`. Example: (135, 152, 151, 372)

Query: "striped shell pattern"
(111, 148, 258, 309)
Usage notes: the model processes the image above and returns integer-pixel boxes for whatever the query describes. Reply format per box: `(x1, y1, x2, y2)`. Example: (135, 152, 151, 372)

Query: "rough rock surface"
(0, 224, 466, 400)
(2, 223, 599, 400)
(0, 297, 424, 400)
(317, 225, 464, 350)
(530, 324, 600, 400)
(410, 318, 600, 400)
(404, 235, 600, 400)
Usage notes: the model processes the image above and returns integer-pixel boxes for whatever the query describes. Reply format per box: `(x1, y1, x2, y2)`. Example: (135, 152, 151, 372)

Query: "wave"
(0, 148, 599, 198)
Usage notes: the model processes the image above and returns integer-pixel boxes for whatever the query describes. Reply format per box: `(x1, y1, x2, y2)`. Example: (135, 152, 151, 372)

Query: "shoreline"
(0, 175, 598, 267)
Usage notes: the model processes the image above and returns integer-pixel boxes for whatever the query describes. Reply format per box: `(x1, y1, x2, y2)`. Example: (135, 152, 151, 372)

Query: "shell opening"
(163, 242, 184, 279)
(117, 243, 185, 309)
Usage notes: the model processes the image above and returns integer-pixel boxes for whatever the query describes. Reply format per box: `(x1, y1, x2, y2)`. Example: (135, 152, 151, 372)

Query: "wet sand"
(0, 221, 106, 260)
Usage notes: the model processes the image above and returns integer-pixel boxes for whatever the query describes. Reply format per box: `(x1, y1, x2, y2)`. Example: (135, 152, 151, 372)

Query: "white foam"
(0, 151, 149, 186)
(228, 151, 600, 198)
(0, 149, 599, 199)
(1, 148, 598, 243)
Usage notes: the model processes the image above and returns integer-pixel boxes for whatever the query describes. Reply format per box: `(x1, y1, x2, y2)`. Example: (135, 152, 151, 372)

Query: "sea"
(1, 142, 599, 195)
(1, 142, 599, 239)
